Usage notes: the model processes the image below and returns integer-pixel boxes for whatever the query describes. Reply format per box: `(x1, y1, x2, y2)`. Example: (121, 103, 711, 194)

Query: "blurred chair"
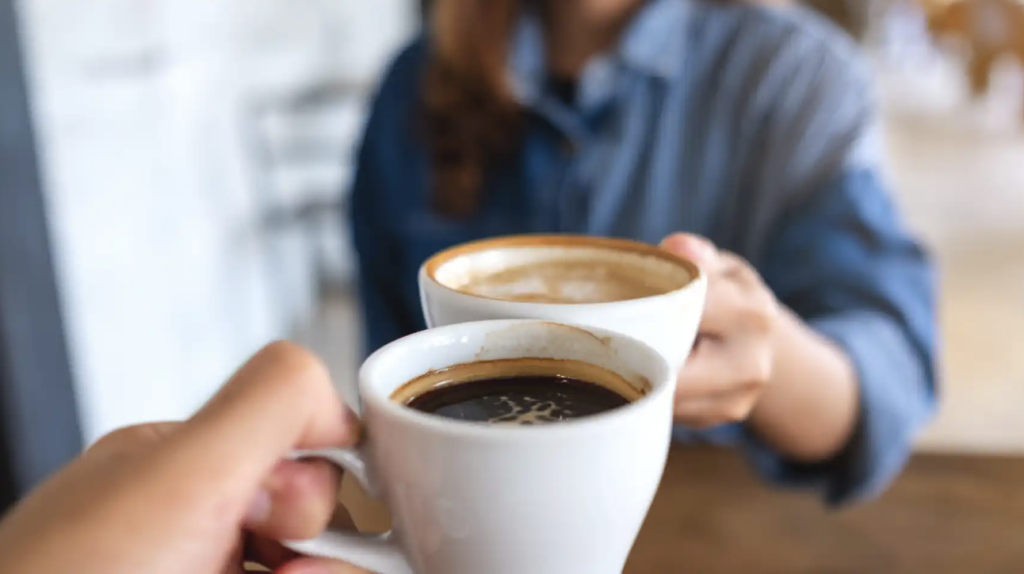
(244, 81, 367, 329)
(923, 0, 1024, 106)
(238, 0, 417, 330)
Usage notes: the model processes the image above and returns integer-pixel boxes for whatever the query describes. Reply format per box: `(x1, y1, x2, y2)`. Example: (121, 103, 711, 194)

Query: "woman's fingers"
(663, 233, 779, 428)
(673, 390, 763, 429)
(675, 337, 769, 427)
(660, 233, 719, 269)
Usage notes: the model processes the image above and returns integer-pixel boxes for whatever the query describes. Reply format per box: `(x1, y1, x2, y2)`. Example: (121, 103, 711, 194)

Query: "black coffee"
(391, 358, 644, 426)
(405, 374, 631, 425)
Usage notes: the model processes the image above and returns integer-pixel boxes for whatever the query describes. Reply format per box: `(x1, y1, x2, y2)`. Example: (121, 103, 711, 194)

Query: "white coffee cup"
(285, 319, 676, 574)
(418, 234, 707, 373)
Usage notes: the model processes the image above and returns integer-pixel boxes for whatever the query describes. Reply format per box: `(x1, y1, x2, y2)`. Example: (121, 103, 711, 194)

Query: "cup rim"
(420, 234, 703, 308)
(358, 319, 674, 441)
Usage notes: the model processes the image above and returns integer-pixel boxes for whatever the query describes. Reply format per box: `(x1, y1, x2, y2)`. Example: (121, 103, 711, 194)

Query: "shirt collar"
(619, 0, 691, 79)
(508, 0, 690, 106)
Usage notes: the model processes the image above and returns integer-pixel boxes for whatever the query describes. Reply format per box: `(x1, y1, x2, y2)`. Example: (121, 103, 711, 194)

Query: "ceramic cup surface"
(419, 234, 707, 374)
(286, 319, 676, 574)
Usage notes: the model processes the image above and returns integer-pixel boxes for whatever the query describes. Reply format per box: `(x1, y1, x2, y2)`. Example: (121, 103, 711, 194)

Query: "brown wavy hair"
(423, 0, 524, 218)
(422, 0, 763, 217)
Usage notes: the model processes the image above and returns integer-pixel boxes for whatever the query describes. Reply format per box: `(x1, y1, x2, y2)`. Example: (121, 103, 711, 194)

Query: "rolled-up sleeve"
(746, 167, 938, 506)
(732, 26, 938, 505)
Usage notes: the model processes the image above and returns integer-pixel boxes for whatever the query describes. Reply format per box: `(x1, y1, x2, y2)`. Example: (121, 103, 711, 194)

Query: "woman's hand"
(0, 341, 368, 574)
(661, 234, 781, 428)
(662, 233, 860, 462)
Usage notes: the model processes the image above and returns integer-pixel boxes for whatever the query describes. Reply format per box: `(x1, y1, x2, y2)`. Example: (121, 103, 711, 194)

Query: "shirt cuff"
(739, 310, 936, 506)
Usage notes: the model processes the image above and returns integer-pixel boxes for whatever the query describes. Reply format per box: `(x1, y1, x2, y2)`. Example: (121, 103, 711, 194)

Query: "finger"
(675, 342, 736, 399)
(244, 533, 299, 571)
(246, 492, 358, 567)
(674, 340, 762, 427)
(660, 233, 720, 270)
(275, 557, 372, 574)
(716, 251, 764, 288)
(696, 273, 735, 335)
(673, 390, 759, 429)
(246, 459, 341, 541)
(265, 505, 364, 573)
(677, 337, 772, 401)
(161, 341, 358, 498)
(243, 492, 355, 568)
(672, 395, 724, 428)
(676, 338, 768, 399)
(220, 534, 245, 574)
(696, 265, 762, 336)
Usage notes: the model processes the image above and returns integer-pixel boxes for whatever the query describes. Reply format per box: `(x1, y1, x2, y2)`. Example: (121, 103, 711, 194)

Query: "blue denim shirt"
(349, 0, 937, 505)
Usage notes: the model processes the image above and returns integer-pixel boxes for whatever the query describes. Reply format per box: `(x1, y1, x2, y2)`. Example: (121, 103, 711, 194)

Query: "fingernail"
(245, 488, 272, 525)
(659, 234, 685, 250)
(672, 235, 717, 263)
(695, 241, 716, 260)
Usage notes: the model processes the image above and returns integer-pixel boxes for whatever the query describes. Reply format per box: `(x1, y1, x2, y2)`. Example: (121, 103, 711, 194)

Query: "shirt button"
(560, 139, 576, 156)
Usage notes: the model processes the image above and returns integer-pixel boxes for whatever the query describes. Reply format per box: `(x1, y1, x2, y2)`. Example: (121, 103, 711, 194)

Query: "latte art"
(459, 261, 669, 304)
(431, 242, 694, 305)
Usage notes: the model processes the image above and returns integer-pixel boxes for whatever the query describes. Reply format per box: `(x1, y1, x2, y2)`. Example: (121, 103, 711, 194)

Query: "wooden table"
(264, 446, 1024, 573)
(625, 447, 1024, 573)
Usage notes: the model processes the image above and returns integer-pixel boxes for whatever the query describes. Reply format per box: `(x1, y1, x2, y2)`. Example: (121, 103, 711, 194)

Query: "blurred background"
(1, 0, 1022, 569)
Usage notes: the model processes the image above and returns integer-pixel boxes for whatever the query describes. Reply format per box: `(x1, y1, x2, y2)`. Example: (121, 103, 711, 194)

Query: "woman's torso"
(355, 0, 866, 345)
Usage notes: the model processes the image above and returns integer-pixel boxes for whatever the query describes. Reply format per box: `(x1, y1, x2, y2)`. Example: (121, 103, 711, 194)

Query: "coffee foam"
(487, 396, 565, 425)
(433, 245, 693, 304)
(390, 358, 645, 421)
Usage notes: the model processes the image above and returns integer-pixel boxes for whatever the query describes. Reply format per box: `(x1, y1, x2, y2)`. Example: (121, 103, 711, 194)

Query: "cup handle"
(283, 448, 413, 574)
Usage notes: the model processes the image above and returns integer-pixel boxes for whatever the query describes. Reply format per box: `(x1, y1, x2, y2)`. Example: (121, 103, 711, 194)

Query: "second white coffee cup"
(419, 234, 707, 374)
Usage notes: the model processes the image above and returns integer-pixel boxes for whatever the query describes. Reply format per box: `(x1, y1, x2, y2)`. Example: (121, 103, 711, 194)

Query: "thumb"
(152, 341, 358, 513)
(660, 233, 719, 269)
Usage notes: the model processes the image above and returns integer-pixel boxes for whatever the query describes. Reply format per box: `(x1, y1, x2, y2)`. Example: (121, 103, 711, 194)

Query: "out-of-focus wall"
(17, 0, 417, 443)
(868, 1, 1024, 453)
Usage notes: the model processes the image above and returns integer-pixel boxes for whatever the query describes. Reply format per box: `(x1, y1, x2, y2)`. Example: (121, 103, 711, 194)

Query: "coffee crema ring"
(391, 358, 643, 426)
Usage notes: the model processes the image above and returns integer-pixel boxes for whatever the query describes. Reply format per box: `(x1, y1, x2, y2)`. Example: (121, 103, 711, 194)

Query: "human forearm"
(748, 305, 860, 463)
